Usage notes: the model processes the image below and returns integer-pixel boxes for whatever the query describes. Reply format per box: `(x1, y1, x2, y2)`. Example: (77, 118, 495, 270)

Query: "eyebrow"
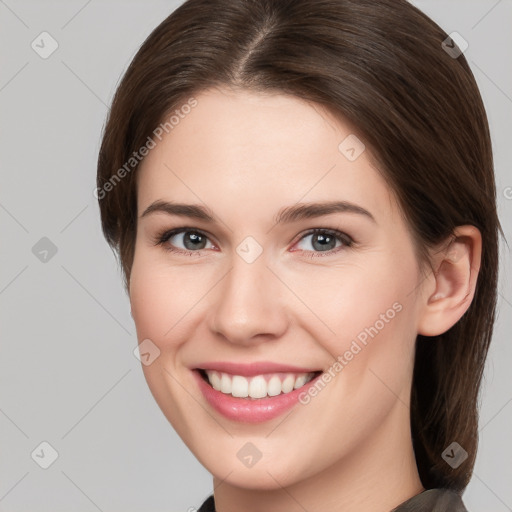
(140, 200, 376, 225)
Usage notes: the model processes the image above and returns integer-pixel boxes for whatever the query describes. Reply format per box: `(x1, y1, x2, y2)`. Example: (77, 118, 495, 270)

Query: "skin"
(129, 86, 481, 512)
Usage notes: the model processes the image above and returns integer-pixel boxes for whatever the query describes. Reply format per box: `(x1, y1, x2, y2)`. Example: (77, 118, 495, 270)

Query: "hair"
(97, 0, 503, 494)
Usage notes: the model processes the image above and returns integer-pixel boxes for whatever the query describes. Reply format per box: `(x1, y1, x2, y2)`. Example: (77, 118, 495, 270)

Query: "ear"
(417, 225, 482, 336)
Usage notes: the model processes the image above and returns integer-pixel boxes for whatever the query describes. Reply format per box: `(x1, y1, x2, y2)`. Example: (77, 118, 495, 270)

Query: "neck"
(212, 401, 424, 512)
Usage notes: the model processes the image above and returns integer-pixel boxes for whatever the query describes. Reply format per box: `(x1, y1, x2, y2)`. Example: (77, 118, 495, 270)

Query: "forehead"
(136, 86, 399, 225)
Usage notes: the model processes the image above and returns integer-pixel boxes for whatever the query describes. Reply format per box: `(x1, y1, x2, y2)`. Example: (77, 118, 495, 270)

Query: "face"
(129, 86, 428, 490)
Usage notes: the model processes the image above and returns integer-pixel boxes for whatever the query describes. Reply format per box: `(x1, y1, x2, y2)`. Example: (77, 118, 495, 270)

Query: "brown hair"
(96, 0, 503, 493)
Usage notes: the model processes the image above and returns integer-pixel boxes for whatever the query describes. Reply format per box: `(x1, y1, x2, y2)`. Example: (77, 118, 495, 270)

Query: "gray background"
(0, 1, 511, 511)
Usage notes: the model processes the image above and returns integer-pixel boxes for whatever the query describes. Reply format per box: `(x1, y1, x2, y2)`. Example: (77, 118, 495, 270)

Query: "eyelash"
(152, 226, 355, 258)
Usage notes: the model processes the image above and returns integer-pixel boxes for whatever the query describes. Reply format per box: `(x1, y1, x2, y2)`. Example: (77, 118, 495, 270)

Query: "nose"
(207, 250, 289, 346)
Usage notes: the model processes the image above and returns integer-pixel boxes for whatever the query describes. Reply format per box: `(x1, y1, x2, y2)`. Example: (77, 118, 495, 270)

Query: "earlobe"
(417, 225, 482, 337)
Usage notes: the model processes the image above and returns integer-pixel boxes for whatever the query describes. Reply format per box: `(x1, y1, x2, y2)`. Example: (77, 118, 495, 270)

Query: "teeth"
(249, 375, 267, 399)
(220, 373, 231, 394)
(232, 375, 248, 398)
(294, 374, 308, 389)
(282, 375, 295, 393)
(209, 372, 222, 391)
(204, 370, 317, 399)
(267, 376, 282, 397)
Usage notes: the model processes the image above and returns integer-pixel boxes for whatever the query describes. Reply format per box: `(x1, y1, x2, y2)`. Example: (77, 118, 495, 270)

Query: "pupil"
(184, 232, 205, 250)
(313, 233, 334, 251)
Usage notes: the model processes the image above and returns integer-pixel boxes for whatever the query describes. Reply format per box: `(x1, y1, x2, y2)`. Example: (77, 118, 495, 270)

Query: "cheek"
(302, 253, 419, 380)
(129, 252, 213, 345)
(129, 254, 178, 342)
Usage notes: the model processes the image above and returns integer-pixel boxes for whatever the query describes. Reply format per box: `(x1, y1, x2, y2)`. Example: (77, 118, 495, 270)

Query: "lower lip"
(192, 370, 322, 423)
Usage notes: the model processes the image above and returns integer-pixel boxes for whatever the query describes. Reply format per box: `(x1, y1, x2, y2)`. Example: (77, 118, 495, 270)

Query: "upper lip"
(194, 361, 321, 377)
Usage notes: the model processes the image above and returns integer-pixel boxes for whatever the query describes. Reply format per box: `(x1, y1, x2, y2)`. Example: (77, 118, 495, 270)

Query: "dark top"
(197, 488, 468, 512)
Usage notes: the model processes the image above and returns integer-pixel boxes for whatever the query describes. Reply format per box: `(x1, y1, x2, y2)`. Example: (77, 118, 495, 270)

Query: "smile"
(200, 369, 320, 399)
(192, 366, 324, 423)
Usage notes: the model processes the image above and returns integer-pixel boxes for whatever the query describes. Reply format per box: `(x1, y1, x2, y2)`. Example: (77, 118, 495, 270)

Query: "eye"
(152, 227, 354, 257)
(292, 228, 354, 257)
(153, 227, 215, 255)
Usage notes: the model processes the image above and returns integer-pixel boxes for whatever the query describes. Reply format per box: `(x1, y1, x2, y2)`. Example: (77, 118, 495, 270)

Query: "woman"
(96, 0, 503, 510)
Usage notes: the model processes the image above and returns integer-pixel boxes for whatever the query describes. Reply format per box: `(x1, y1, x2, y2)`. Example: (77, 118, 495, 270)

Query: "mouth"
(196, 368, 323, 400)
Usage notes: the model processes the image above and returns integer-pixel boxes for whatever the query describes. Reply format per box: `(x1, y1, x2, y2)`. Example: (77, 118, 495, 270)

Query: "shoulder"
(196, 494, 215, 512)
(197, 489, 469, 512)
(391, 488, 469, 512)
